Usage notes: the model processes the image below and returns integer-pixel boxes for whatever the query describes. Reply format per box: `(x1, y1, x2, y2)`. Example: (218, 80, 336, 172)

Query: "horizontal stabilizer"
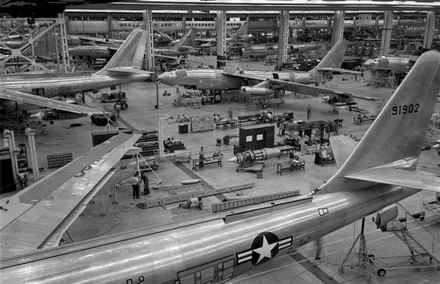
(1, 89, 102, 115)
(105, 67, 153, 76)
(329, 135, 358, 169)
(345, 167, 440, 192)
(315, 67, 362, 75)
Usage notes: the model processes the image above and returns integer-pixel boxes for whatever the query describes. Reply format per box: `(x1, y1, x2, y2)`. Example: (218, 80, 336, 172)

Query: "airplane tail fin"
(236, 22, 249, 38)
(176, 28, 196, 48)
(94, 28, 147, 75)
(313, 39, 347, 70)
(322, 51, 440, 193)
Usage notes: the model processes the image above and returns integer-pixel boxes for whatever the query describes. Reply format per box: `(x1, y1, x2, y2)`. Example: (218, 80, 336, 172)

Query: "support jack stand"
(338, 218, 374, 284)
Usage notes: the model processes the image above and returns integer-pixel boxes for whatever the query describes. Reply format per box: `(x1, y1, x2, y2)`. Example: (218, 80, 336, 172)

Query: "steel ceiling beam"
(66, 0, 440, 12)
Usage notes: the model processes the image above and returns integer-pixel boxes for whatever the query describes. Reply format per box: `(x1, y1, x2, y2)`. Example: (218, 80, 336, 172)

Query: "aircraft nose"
(227, 156, 238, 163)
(157, 71, 175, 83)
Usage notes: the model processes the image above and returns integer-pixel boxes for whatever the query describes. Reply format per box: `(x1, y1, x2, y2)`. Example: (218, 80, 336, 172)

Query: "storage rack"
(134, 130, 159, 157)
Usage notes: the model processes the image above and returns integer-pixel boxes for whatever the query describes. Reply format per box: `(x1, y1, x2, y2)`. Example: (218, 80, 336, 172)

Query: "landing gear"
(212, 92, 222, 103)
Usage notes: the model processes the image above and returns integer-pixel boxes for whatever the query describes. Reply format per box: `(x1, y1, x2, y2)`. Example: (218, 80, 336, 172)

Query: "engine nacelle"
(322, 73, 333, 82)
(241, 87, 274, 95)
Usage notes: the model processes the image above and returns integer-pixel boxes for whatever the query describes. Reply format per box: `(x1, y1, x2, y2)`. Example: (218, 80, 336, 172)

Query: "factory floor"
(2, 55, 440, 284)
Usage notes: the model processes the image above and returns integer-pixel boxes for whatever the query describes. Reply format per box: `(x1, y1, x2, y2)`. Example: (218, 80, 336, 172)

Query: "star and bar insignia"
(236, 232, 292, 265)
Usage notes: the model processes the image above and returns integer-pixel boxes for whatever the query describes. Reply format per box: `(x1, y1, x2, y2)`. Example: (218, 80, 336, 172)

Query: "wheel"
(213, 93, 222, 103)
(377, 268, 386, 277)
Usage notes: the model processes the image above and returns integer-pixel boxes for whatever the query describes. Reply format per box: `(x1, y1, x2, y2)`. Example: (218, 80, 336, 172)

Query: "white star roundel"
(236, 232, 292, 266)
(251, 232, 280, 265)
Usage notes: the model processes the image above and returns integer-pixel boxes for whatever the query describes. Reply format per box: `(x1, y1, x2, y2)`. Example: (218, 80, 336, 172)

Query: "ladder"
(191, 93, 202, 109)
(387, 221, 439, 267)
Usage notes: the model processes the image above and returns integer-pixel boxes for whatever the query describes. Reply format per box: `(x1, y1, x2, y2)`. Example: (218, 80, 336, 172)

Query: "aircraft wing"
(266, 78, 351, 98)
(154, 54, 181, 61)
(0, 89, 102, 115)
(329, 135, 358, 169)
(0, 133, 141, 259)
(224, 71, 349, 97)
(315, 67, 362, 75)
(345, 168, 440, 192)
(176, 46, 194, 51)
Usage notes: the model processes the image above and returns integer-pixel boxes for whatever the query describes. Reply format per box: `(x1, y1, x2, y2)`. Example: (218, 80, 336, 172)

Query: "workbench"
(276, 159, 305, 175)
(215, 119, 238, 130)
(319, 156, 335, 167)
(355, 115, 376, 125)
(276, 145, 295, 159)
(192, 156, 223, 171)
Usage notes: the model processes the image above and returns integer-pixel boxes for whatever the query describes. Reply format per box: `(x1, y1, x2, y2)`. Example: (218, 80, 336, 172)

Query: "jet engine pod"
(373, 204, 398, 231)
(274, 88, 285, 98)
(324, 73, 333, 81)
(240, 87, 274, 95)
(377, 57, 390, 68)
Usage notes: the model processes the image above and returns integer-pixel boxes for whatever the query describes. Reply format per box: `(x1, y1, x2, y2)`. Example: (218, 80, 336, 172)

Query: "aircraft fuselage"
(0, 185, 419, 283)
(69, 45, 113, 59)
(158, 69, 314, 91)
(365, 56, 416, 75)
(1, 73, 149, 97)
(155, 48, 198, 57)
(159, 69, 243, 90)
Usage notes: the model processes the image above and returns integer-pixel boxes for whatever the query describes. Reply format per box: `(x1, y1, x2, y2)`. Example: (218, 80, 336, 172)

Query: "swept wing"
(0, 133, 141, 259)
(0, 89, 102, 115)
(225, 70, 352, 98)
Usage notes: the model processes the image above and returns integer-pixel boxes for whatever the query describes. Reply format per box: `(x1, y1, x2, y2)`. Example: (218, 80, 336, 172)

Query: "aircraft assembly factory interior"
(2, 1, 440, 283)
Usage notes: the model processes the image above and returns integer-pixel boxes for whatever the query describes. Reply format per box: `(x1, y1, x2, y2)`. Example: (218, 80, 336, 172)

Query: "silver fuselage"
(1, 73, 149, 97)
(364, 56, 416, 74)
(0, 185, 418, 283)
(158, 69, 313, 91)
(69, 45, 113, 59)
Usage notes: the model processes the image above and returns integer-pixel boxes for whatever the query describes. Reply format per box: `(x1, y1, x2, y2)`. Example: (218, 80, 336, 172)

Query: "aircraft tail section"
(322, 51, 440, 193)
(313, 39, 347, 70)
(176, 28, 196, 48)
(94, 28, 147, 75)
(236, 22, 249, 38)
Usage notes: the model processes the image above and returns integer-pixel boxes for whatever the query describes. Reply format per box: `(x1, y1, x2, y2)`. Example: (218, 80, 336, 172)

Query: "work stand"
(236, 161, 264, 172)
(121, 150, 162, 209)
(338, 218, 374, 284)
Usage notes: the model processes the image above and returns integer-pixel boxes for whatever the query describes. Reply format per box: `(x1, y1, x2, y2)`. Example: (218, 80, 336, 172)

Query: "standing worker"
(129, 172, 140, 199)
(307, 104, 312, 120)
(141, 172, 150, 196)
(227, 107, 233, 120)
(433, 139, 440, 167)
(279, 121, 285, 136)
(315, 237, 322, 260)
(114, 101, 122, 118)
(199, 147, 205, 168)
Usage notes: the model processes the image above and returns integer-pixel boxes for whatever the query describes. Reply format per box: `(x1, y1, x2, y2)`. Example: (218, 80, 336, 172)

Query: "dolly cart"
(422, 193, 440, 222)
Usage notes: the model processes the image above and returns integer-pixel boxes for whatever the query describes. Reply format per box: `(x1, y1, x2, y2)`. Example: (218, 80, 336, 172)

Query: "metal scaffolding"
(0, 14, 70, 74)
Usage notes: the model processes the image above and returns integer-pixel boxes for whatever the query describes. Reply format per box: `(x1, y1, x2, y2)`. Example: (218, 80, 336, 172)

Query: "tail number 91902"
(392, 103, 419, 115)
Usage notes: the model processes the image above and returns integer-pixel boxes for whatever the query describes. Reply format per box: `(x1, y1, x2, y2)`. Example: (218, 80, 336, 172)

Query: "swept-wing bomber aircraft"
(158, 39, 360, 104)
(1, 51, 440, 284)
(0, 28, 152, 116)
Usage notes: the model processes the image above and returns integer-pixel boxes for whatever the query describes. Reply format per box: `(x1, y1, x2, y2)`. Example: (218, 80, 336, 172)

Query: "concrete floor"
(2, 55, 440, 283)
